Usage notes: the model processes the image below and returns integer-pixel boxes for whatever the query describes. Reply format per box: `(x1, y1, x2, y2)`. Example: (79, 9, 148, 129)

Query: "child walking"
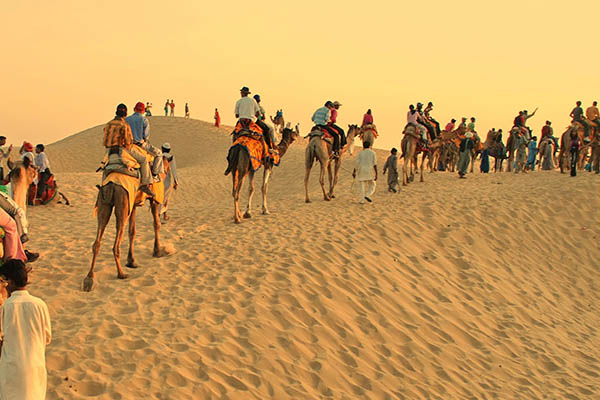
(382, 148, 399, 192)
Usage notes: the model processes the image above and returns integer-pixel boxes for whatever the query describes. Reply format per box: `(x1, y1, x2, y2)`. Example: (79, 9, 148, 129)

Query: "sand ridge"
(21, 116, 599, 399)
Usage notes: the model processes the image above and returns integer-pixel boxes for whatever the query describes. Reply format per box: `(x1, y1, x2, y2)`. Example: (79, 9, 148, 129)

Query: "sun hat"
(333, 101, 342, 107)
(23, 141, 33, 152)
(240, 86, 251, 93)
(162, 142, 171, 150)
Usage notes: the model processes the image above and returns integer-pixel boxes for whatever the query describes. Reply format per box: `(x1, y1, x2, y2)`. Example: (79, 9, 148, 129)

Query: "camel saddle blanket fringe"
(231, 136, 278, 172)
(361, 124, 379, 137)
(94, 173, 139, 216)
(307, 127, 333, 142)
(416, 140, 430, 153)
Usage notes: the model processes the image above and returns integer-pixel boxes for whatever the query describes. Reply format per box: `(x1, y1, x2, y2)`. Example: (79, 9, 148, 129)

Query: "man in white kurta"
(0, 259, 51, 400)
(353, 141, 378, 204)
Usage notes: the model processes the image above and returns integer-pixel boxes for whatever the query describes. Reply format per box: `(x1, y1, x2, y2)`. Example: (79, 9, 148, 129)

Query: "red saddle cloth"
(28, 174, 58, 205)
(416, 140, 430, 153)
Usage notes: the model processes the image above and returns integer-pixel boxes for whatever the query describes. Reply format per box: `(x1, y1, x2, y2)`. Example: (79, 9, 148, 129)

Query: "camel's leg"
(261, 167, 272, 215)
(304, 166, 312, 203)
(420, 155, 425, 182)
(126, 206, 139, 269)
(329, 159, 341, 199)
(244, 170, 255, 219)
(83, 202, 113, 292)
(320, 162, 330, 201)
(151, 200, 168, 257)
(470, 153, 475, 173)
(327, 162, 334, 198)
(113, 199, 129, 280)
(402, 159, 408, 186)
(232, 170, 245, 223)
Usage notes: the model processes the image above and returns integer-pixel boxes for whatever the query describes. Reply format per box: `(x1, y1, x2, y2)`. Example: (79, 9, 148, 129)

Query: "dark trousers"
(330, 123, 346, 146)
(430, 119, 441, 136)
(570, 148, 578, 176)
(424, 123, 435, 141)
(37, 169, 52, 198)
(256, 120, 274, 148)
(317, 125, 340, 151)
(575, 118, 591, 137)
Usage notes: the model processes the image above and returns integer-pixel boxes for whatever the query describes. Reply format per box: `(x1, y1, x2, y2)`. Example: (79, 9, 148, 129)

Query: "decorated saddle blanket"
(27, 174, 58, 206)
(98, 145, 153, 178)
(416, 140, 429, 153)
(233, 120, 264, 138)
(231, 136, 279, 172)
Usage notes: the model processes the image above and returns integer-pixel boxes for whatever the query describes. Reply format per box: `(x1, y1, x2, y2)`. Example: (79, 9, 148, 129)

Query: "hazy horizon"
(3, 0, 600, 151)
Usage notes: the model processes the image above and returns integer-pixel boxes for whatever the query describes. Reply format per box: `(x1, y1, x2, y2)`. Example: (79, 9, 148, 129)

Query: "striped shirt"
(103, 117, 133, 148)
(311, 106, 331, 126)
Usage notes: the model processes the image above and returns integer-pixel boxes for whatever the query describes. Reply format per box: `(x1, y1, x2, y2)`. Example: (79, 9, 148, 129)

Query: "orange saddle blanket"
(232, 136, 280, 172)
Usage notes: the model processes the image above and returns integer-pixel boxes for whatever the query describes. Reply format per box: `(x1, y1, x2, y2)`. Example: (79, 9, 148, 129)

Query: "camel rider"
(330, 101, 347, 149)
(253, 94, 276, 150)
(513, 111, 525, 127)
(541, 120, 558, 148)
(416, 103, 435, 142)
(424, 102, 441, 137)
(570, 100, 590, 139)
(235, 87, 270, 158)
(586, 101, 600, 134)
(126, 102, 164, 179)
(311, 101, 342, 157)
(407, 105, 427, 142)
(0, 136, 12, 181)
(103, 104, 154, 197)
(444, 119, 456, 132)
(467, 117, 476, 133)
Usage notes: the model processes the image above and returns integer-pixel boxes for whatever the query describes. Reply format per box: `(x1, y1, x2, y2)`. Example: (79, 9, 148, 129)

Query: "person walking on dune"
(164, 100, 169, 116)
(160, 142, 179, 222)
(352, 141, 377, 203)
(214, 108, 221, 127)
(382, 147, 398, 193)
(169, 100, 175, 116)
(184, 103, 190, 118)
(457, 132, 474, 178)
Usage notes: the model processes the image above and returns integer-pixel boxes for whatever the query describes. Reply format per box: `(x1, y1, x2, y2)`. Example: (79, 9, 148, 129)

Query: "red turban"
(23, 142, 33, 152)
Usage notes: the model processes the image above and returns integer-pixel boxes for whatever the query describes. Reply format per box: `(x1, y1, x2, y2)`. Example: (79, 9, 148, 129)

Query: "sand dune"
(20, 116, 599, 399)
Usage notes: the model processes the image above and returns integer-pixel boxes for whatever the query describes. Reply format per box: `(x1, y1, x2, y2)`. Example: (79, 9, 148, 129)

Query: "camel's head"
(281, 127, 299, 144)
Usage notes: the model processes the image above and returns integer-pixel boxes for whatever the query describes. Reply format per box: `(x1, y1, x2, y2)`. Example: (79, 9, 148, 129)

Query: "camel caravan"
(73, 94, 600, 291)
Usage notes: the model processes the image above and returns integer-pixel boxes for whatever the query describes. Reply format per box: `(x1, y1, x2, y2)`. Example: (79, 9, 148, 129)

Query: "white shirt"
(0, 290, 52, 400)
(35, 152, 50, 172)
(235, 96, 260, 121)
(354, 149, 377, 181)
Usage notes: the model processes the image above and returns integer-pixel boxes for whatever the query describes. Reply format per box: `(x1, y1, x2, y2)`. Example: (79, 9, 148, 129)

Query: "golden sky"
(2, 0, 599, 150)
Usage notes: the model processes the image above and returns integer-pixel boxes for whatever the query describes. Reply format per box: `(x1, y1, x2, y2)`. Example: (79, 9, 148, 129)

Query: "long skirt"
(480, 149, 490, 173)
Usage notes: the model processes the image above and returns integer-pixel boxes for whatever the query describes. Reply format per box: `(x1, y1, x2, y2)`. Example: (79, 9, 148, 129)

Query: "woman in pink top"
(362, 109, 374, 126)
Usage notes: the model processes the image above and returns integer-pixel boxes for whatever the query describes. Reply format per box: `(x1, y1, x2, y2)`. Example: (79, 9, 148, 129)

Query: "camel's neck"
(276, 138, 293, 157)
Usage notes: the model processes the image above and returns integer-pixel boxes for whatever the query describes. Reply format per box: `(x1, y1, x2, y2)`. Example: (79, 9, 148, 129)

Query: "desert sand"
(18, 116, 599, 399)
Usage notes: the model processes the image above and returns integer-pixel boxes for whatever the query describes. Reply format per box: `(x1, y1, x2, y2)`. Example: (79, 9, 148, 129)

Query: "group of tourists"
(103, 102, 179, 219)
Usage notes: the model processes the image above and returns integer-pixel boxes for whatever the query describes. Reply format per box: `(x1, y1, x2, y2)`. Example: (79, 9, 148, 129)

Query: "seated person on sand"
(34, 144, 52, 202)
(103, 103, 154, 197)
(234, 87, 270, 159)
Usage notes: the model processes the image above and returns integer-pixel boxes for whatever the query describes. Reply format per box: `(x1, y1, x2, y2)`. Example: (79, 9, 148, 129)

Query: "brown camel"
(505, 127, 522, 172)
(590, 133, 600, 173)
(269, 115, 285, 137)
(400, 124, 424, 185)
(304, 126, 357, 203)
(83, 172, 170, 292)
(226, 126, 298, 223)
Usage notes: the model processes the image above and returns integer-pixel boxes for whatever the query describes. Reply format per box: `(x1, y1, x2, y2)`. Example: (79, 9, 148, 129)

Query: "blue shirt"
(126, 112, 150, 143)
(311, 106, 331, 126)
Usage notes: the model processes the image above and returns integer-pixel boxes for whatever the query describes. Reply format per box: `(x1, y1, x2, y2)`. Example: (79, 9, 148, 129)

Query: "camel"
(304, 126, 357, 203)
(8, 159, 37, 214)
(83, 159, 171, 291)
(269, 114, 285, 137)
(469, 133, 483, 173)
(226, 126, 298, 223)
(505, 127, 521, 172)
(400, 124, 424, 186)
(590, 134, 600, 173)
(538, 138, 556, 170)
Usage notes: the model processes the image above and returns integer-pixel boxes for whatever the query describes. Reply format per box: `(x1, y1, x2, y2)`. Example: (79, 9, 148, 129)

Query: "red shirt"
(330, 109, 338, 123)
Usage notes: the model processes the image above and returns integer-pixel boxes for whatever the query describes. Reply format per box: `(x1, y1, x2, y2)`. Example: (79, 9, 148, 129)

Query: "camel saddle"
(229, 135, 280, 172)
(97, 146, 147, 179)
(361, 124, 379, 138)
(232, 120, 264, 141)
(307, 126, 333, 144)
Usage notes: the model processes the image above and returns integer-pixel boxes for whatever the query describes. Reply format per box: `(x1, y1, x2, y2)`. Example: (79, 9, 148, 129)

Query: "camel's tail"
(224, 145, 241, 176)
(305, 142, 317, 170)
